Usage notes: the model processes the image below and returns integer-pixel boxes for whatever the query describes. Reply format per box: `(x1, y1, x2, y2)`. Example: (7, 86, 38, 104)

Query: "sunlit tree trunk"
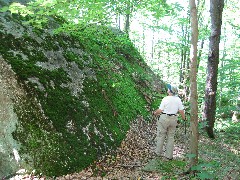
(203, 0, 224, 139)
(189, 0, 199, 168)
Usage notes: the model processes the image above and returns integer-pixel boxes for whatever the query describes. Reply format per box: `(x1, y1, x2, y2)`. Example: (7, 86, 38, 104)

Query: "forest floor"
(11, 116, 239, 179)
(55, 116, 240, 180)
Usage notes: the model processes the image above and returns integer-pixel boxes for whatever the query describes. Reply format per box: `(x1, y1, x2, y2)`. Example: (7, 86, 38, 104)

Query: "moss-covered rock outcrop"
(0, 11, 164, 177)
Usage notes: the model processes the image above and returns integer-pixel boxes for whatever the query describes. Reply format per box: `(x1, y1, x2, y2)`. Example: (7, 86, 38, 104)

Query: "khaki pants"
(156, 114, 178, 159)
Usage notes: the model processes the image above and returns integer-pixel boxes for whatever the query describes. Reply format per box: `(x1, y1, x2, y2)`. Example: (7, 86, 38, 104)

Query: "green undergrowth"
(142, 121, 240, 179)
(142, 158, 186, 176)
(177, 121, 239, 180)
(0, 13, 163, 176)
(195, 121, 240, 179)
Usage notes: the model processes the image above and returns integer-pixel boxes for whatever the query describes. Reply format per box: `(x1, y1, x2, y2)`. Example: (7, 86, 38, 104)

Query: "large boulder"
(0, 11, 164, 178)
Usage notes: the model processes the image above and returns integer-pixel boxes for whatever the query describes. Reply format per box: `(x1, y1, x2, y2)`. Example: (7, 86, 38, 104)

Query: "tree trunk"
(203, 0, 224, 139)
(124, 1, 132, 34)
(197, 39, 204, 69)
(180, 23, 188, 84)
(189, 0, 199, 168)
(124, 13, 130, 34)
(151, 32, 155, 60)
(180, 21, 190, 101)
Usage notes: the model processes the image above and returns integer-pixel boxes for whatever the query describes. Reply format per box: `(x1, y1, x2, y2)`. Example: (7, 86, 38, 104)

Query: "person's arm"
(154, 109, 163, 116)
(154, 97, 166, 116)
(179, 109, 185, 120)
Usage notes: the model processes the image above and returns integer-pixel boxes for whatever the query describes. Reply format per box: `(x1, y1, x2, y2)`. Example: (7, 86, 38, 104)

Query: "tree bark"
(124, 0, 132, 34)
(203, 0, 224, 139)
(180, 23, 188, 84)
(124, 13, 130, 34)
(189, 0, 199, 168)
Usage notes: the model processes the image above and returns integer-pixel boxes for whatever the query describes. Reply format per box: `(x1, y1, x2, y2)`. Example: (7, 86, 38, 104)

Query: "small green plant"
(190, 161, 220, 180)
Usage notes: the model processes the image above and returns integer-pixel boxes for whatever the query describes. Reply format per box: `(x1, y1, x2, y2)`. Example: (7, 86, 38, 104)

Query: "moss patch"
(142, 158, 187, 175)
(0, 12, 164, 177)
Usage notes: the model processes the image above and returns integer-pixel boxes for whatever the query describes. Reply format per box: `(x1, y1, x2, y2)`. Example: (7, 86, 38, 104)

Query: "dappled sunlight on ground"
(55, 117, 190, 179)
(9, 119, 239, 179)
(198, 124, 240, 180)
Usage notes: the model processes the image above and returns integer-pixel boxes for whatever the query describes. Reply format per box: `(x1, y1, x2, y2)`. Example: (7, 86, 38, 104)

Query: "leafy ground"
(52, 117, 239, 180)
(13, 117, 240, 179)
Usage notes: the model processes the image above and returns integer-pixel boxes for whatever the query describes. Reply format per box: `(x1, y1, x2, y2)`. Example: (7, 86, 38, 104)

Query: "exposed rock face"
(0, 57, 22, 177)
(0, 10, 164, 178)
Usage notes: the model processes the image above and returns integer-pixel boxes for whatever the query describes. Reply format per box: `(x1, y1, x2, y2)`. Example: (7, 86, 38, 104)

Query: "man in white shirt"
(154, 84, 185, 160)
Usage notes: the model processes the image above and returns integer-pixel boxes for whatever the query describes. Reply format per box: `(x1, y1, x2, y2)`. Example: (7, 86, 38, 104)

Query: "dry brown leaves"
(56, 116, 188, 180)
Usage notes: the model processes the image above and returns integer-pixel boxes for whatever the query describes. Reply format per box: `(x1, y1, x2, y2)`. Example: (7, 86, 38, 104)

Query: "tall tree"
(124, 0, 133, 34)
(179, 17, 190, 86)
(203, 0, 224, 139)
(189, 0, 199, 168)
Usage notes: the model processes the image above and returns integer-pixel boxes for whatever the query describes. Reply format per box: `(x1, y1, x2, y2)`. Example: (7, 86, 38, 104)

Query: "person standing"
(154, 84, 185, 160)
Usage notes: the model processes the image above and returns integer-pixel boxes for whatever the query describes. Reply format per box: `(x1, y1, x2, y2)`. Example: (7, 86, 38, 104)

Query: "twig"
(116, 164, 142, 168)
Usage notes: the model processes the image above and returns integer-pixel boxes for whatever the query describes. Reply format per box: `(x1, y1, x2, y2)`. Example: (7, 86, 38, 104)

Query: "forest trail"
(56, 116, 191, 179)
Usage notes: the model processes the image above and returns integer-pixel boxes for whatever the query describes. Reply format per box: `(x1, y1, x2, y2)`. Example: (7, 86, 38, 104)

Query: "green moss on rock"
(0, 12, 164, 177)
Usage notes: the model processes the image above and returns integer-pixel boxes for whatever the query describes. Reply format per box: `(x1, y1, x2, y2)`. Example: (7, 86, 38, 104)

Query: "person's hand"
(153, 110, 158, 116)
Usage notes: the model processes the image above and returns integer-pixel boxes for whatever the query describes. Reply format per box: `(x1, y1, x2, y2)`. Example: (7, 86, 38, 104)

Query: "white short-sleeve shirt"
(159, 96, 184, 114)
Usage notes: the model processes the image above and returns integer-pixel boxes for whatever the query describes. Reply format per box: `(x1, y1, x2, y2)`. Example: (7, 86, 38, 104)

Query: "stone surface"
(0, 10, 164, 177)
(0, 57, 22, 178)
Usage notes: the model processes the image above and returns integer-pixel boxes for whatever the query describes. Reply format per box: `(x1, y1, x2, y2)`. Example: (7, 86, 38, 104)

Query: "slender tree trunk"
(124, 13, 130, 34)
(115, 14, 121, 29)
(197, 39, 204, 69)
(189, 0, 199, 168)
(180, 23, 188, 84)
(142, 27, 145, 55)
(167, 51, 170, 77)
(219, 26, 227, 107)
(151, 32, 155, 59)
(196, 0, 207, 71)
(118, 15, 121, 29)
(124, 0, 132, 34)
(203, 0, 224, 139)
(180, 20, 190, 101)
(180, 48, 183, 83)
